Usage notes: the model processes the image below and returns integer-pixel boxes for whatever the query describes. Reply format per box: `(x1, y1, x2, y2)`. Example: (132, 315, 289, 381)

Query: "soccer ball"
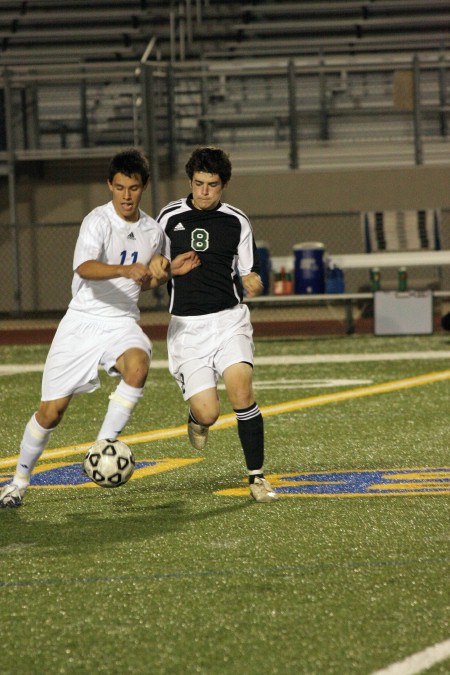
(82, 439, 135, 488)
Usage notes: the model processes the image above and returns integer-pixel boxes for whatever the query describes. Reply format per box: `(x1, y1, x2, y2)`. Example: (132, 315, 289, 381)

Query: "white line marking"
(0, 364, 46, 375)
(253, 352, 450, 366)
(218, 378, 373, 390)
(2, 351, 450, 376)
(370, 636, 450, 675)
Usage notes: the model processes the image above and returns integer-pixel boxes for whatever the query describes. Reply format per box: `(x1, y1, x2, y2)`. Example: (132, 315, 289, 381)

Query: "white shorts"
(167, 304, 254, 401)
(41, 309, 152, 401)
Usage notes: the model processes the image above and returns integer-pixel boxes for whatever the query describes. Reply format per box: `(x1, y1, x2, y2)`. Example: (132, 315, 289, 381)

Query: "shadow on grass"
(0, 496, 253, 553)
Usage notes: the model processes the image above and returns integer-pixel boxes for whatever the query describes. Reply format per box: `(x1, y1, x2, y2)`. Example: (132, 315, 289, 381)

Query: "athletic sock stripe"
(109, 392, 135, 409)
(235, 404, 261, 421)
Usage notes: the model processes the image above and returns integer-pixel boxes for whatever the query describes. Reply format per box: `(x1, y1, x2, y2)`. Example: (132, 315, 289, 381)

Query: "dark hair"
(108, 148, 150, 185)
(185, 146, 232, 185)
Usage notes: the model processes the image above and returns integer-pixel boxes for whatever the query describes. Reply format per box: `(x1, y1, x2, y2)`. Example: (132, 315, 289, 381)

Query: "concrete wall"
(199, 165, 450, 216)
(7, 161, 449, 223)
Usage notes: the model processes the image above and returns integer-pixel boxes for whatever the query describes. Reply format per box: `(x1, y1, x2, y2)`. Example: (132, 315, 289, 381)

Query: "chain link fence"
(1, 210, 449, 328)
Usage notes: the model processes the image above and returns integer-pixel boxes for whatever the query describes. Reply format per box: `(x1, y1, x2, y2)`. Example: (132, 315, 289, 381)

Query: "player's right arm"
(148, 254, 170, 281)
(74, 210, 150, 284)
(76, 259, 150, 284)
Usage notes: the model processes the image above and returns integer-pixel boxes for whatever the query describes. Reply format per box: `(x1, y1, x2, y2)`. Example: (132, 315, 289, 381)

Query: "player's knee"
(191, 405, 219, 428)
(36, 403, 66, 429)
(123, 357, 150, 388)
(124, 367, 148, 388)
(199, 412, 219, 427)
(228, 389, 254, 411)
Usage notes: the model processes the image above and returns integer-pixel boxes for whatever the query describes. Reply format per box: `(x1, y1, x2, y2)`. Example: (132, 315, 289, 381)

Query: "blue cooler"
(326, 265, 345, 293)
(293, 242, 325, 294)
(256, 240, 271, 295)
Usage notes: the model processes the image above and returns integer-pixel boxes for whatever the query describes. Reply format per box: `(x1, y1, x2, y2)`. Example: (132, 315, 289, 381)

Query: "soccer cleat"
(250, 476, 279, 503)
(0, 483, 27, 508)
(187, 419, 209, 450)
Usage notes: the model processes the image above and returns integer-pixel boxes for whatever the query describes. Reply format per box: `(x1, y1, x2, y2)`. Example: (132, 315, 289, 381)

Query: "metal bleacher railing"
(0, 2, 449, 175)
(1, 52, 450, 172)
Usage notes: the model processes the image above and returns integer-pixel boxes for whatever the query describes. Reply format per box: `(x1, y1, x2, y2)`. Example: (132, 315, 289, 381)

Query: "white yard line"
(370, 637, 450, 675)
(2, 351, 450, 376)
(0, 364, 46, 375)
(253, 351, 450, 365)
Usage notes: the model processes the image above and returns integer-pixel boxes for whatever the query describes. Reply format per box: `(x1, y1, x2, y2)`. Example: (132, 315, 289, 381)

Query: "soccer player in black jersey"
(156, 146, 278, 502)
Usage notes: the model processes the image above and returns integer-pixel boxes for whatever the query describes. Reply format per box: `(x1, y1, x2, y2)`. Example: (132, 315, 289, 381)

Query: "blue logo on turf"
(32, 461, 156, 486)
(215, 467, 450, 498)
(272, 467, 450, 497)
(0, 457, 204, 489)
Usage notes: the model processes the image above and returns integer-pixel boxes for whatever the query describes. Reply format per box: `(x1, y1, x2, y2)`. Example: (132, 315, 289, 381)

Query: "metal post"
(167, 64, 177, 175)
(24, 83, 40, 150)
(178, 2, 186, 62)
(196, 0, 202, 26)
(3, 69, 21, 314)
(344, 300, 355, 335)
(80, 72, 89, 147)
(412, 54, 423, 165)
(19, 89, 29, 149)
(140, 64, 160, 215)
(438, 48, 448, 138)
(170, 8, 176, 63)
(200, 62, 211, 144)
(186, 0, 193, 48)
(287, 59, 299, 169)
(0, 89, 5, 151)
(319, 58, 329, 141)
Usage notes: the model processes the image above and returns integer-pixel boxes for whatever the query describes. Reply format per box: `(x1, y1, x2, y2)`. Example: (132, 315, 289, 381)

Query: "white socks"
(11, 381, 143, 488)
(14, 414, 55, 487)
(96, 380, 144, 440)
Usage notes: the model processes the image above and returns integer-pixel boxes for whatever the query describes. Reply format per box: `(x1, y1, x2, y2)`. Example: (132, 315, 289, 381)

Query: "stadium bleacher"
(0, 0, 448, 63)
(0, 2, 448, 169)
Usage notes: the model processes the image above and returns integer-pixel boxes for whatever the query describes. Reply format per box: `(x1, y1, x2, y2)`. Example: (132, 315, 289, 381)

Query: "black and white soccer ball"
(82, 439, 135, 488)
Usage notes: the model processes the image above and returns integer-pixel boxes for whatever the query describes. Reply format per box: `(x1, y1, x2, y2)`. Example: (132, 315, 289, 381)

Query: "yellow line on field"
(258, 368, 450, 417)
(1, 368, 450, 468)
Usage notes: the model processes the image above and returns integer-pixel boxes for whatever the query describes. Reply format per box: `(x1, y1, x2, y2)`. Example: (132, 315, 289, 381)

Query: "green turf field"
(1, 334, 449, 674)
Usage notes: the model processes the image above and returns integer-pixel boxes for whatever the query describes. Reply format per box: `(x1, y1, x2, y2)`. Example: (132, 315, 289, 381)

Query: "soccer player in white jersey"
(0, 148, 199, 508)
(156, 146, 278, 503)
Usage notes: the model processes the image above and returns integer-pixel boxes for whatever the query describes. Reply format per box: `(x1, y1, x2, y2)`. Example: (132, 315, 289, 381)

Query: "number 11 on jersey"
(120, 250, 138, 264)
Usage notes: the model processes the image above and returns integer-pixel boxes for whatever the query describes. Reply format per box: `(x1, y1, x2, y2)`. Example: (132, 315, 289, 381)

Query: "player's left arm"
(242, 272, 263, 298)
(171, 250, 201, 277)
(237, 217, 263, 298)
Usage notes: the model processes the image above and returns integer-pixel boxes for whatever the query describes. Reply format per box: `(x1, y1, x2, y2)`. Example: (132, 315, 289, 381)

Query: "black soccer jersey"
(157, 195, 260, 316)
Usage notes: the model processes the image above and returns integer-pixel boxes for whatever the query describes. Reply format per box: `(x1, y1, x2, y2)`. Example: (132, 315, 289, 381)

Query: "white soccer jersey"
(70, 201, 164, 320)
